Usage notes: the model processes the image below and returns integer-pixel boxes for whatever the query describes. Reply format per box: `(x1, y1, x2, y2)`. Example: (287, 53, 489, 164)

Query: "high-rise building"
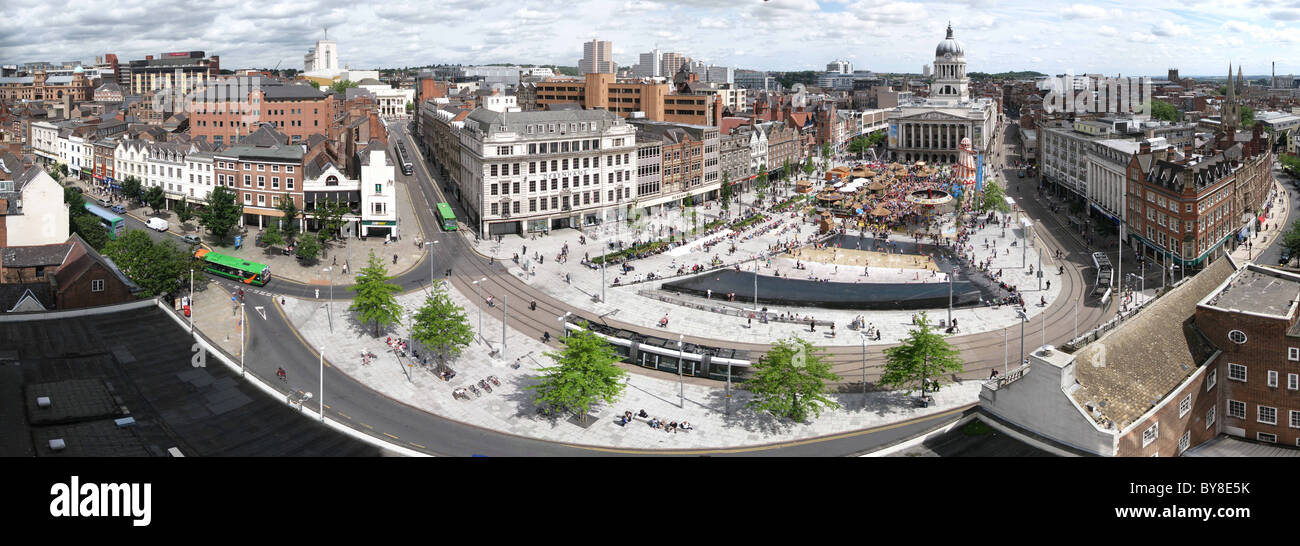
(635, 49, 661, 78)
(305, 39, 338, 72)
(579, 39, 616, 75)
(120, 51, 220, 95)
(826, 60, 852, 74)
(659, 53, 689, 80)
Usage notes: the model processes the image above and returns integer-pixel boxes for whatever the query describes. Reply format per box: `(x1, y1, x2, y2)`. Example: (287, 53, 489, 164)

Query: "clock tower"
(930, 23, 970, 104)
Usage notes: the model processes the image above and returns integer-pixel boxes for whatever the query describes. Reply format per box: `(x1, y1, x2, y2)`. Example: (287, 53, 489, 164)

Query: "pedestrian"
(393, 253, 398, 265)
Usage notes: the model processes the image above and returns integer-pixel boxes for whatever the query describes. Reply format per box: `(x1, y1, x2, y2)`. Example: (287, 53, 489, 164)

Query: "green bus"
(435, 202, 457, 231)
(195, 249, 271, 286)
(83, 203, 126, 240)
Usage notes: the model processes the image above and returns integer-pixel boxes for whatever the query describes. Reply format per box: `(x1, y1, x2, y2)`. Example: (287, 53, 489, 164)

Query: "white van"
(147, 217, 169, 232)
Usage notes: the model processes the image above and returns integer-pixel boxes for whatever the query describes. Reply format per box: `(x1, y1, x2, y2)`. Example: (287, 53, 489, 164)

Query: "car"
(1281, 249, 1292, 266)
(110, 204, 126, 214)
(146, 217, 169, 232)
(182, 234, 201, 245)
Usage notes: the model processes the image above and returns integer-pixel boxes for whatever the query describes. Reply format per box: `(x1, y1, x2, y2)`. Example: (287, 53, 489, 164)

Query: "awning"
(305, 190, 361, 204)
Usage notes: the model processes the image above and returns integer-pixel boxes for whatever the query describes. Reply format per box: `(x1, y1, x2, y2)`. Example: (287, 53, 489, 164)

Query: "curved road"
(215, 120, 1120, 456)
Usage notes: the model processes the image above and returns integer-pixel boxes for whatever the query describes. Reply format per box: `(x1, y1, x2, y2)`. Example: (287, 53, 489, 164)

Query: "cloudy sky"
(2, 0, 1298, 77)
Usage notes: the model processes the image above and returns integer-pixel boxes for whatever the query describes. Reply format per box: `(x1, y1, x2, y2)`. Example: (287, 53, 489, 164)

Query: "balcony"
(982, 363, 1029, 392)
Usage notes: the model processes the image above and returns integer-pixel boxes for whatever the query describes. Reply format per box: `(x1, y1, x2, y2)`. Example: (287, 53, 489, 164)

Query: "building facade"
(189, 79, 334, 146)
(886, 25, 997, 164)
(579, 40, 616, 75)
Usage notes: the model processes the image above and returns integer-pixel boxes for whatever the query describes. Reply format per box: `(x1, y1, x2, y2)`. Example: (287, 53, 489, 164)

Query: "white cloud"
(1151, 20, 1191, 37)
(699, 17, 727, 29)
(1061, 4, 1113, 18)
(1128, 32, 1158, 43)
(1097, 25, 1118, 36)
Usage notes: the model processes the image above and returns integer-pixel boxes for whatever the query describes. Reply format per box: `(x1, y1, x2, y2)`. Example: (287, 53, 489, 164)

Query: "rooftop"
(1070, 257, 1235, 430)
(0, 304, 384, 457)
(1200, 264, 1300, 318)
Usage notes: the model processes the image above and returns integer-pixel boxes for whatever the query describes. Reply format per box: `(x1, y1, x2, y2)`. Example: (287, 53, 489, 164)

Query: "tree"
(307, 80, 320, 89)
(176, 197, 195, 224)
(1281, 219, 1300, 263)
(276, 196, 301, 242)
(781, 158, 792, 182)
(120, 175, 143, 202)
(756, 165, 768, 190)
(719, 172, 732, 211)
(57, 163, 69, 178)
(1150, 100, 1180, 122)
(330, 79, 359, 94)
(527, 323, 628, 424)
(199, 186, 243, 241)
(72, 214, 109, 250)
(802, 158, 816, 179)
(143, 185, 165, 213)
(104, 230, 186, 297)
(1241, 105, 1255, 127)
(348, 250, 403, 336)
(1280, 154, 1300, 177)
(878, 311, 964, 397)
(261, 221, 285, 248)
(410, 280, 474, 364)
(821, 143, 831, 163)
(745, 337, 840, 421)
(295, 232, 321, 262)
(64, 186, 85, 213)
(980, 180, 1010, 213)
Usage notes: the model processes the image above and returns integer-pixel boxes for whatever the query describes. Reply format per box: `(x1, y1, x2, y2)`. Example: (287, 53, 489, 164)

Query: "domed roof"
(935, 23, 964, 58)
(73, 66, 84, 74)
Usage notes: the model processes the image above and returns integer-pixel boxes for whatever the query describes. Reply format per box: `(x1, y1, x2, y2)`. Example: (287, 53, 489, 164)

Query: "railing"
(635, 289, 835, 326)
(983, 364, 1030, 391)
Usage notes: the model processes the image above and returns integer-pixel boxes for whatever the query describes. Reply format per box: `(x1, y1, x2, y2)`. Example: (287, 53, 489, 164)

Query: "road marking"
(323, 404, 331, 409)
(338, 412, 352, 420)
(408, 442, 426, 449)
(253, 306, 266, 320)
(361, 423, 374, 430)
(383, 432, 400, 440)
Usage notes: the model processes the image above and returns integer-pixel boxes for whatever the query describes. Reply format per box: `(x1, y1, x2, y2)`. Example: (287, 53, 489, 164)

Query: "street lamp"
(1016, 308, 1029, 367)
(424, 240, 439, 287)
(318, 349, 325, 422)
(677, 333, 685, 409)
(322, 266, 334, 333)
(239, 302, 246, 377)
(472, 277, 487, 341)
(859, 332, 868, 407)
(189, 268, 194, 336)
(557, 311, 572, 340)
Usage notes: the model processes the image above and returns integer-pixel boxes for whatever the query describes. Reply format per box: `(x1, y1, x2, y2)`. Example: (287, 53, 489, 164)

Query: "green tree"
(821, 143, 831, 163)
(410, 280, 474, 364)
(1150, 100, 1180, 122)
(72, 214, 109, 250)
(745, 336, 841, 422)
(1241, 105, 1255, 127)
(198, 186, 243, 241)
(980, 180, 1010, 213)
(756, 165, 768, 190)
(295, 232, 321, 262)
(878, 311, 965, 397)
(104, 230, 186, 297)
(348, 250, 403, 336)
(120, 175, 143, 202)
(527, 323, 628, 424)
(261, 221, 285, 248)
(64, 186, 85, 214)
(142, 185, 165, 213)
(781, 158, 792, 182)
(1281, 219, 1300, 263)
(802, 158, 816, 179)
(176, 197, 195, 224)
(719, 172, 732, 211)
(276, 196, 301, 241)
(1280, 154, 1300, 177)
(330, 79, 359, 94)
(57, 163, 69, 178)
(307, 80, 320, 89)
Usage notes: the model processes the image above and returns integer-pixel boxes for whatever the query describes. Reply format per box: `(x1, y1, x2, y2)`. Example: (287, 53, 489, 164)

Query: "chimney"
(1139, 141, 1151, 154)
(145, 55, 153, 61)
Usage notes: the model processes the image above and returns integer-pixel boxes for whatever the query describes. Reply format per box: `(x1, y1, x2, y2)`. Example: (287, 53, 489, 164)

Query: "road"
(160, 116, 1229, 455)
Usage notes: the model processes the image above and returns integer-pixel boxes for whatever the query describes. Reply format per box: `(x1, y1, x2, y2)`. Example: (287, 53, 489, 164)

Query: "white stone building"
(358, 141, 397, 238)
(358, 78, 415, 119)
(1, 167, 69, 246)
(457, 108, 637, 235)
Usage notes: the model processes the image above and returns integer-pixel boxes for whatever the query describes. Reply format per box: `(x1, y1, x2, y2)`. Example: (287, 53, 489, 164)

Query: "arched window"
(325, 175, 338, 186)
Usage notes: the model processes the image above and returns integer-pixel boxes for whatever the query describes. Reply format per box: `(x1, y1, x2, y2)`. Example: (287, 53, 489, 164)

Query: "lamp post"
(753, 253, 762, 308)
(1016, 308, 1028, 367)
(557, 311, 572, 340)
(600, 258, 606, 303)
(472, 277, 486, 341)
(239, 302, 246, 377)
(318, 349, 324, 422)
(322, 266, 334, 333)
(859, 332, 868, 407)
(677, 334, 685, 409)
(1003, 327, 1008, 376)
(947, 264, 954, 326)
(424, 240, 439, 287)
(189, 268, 194, 336)
(502, 293, 508, 355)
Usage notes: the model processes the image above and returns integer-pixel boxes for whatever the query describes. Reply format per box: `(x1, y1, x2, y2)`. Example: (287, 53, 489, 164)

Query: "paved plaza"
(280, 278, 980, 450)
(471, 183, 1059, 347)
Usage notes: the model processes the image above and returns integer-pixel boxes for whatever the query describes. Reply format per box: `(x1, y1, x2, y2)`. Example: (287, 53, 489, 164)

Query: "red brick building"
(212, 124, 305, 229)
(0, 233, 140, 312)
(190, 79, 334, 146)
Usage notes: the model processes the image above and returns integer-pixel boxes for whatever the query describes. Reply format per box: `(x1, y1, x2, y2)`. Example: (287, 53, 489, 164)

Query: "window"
(257, 194, 265, 205)
(244, 174, 251, 187)
(272, 177, 279, 189)
(1179, 394, 1191, 418)
(1290, 348, 1298, 361)
(1178, 431, 1190, 454)
(257, 175, 265, 188)
(1259, 405, 1277, 425)
(1290, 373, 1298, 391)
(1206, 369, 1216, 391)
(287, 178, 294, 189)
(1258, 432, 1277, 443)
(91, 279, 105, 292)
(1291, 410, 1300, 429)
(1228, 330, 1247, 344)
(1206, 406, 1215, 429)
(1227, 400, 1245, 419)
(1228, 363, 1247, 382)
(244, 193, 252, 205)
(1268, 370, 1279, 388)
(1141, 422, 1159, 448)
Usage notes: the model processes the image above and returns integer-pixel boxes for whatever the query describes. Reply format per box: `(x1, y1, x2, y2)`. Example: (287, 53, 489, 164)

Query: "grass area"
(961, 420, 992, 436)
(729, 213, 768, 232)
(592, 240, 670, 265)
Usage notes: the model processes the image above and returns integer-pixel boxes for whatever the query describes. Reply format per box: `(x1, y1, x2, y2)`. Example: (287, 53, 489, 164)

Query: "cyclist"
(276, 367, 286, 381)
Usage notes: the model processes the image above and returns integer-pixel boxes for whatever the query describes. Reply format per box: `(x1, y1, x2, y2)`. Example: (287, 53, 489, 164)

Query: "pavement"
(280, 277, 982, 450)
(1229, 170, 1290, 265)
